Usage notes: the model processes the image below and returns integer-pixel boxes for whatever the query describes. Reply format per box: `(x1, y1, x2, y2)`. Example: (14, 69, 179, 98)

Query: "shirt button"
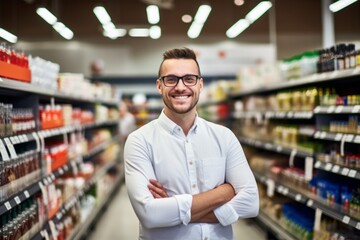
(189, 161, 193, 165)
(192, 184, 196, 188)
(204, 238, 208, 240)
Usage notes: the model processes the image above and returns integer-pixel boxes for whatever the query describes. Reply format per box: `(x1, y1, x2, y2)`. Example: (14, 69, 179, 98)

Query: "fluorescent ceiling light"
(36, 7, 57, 25)
(245, 1, 272, 24)
(149, 26, 161, 39)
(329, 0, 358, 12)
(129, 28, 149, 37)
(187, 23, 203, 39)
(147, 5, 160, 24)
(103, 22, 116, 32)
(0, 28, 18, 43)
(194, 5, 212, 24)
(226, 19, 250, 38)
(93, 6, 111, 24)
(104, 28, 127, 39)
(53, 22, 73, 40)
(187, 4, 212, 39)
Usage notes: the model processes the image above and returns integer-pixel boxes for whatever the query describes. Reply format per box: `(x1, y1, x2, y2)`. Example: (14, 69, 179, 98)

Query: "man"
(124, 47, 259, 240)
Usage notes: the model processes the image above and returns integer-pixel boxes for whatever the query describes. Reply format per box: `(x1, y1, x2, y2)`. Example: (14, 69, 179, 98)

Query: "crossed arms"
(148, 179, 235, 223)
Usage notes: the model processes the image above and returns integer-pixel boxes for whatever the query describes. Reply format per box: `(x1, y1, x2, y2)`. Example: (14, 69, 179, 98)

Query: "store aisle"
(88, 184, 266, 240)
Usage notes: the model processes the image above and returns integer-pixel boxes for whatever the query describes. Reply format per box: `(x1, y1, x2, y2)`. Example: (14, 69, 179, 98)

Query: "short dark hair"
(158, 47, 201, 77)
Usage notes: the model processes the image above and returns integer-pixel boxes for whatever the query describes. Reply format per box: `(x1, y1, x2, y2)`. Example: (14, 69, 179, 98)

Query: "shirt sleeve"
(124, 133, 193, 229)
(213, 130, 259, 226)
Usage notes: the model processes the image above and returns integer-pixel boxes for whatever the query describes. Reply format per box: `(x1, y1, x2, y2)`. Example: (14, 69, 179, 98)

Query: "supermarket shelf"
(233, 111, 313, 120)
(2, 132, 36, 145)
(0, 158, 75, 215)
(256, 211, 296, 240)
(238, 136, 314, 158)
(70, 171, 124, 240)
(198, 99, 228, 107)
(230, 68, 360, 98)
(313, 131, 360, 144)
(83, 135, 120, 160)
(254, 173, 360, 230)
(0, 77, 118, 106)
(0, 133, 118, 215)
(314, 105, 360, 114)
(31, 159, 123, 240)
(314, 160, 360, 180)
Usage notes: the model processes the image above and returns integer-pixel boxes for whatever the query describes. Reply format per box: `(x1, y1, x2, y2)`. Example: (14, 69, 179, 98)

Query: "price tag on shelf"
(314, 131, 321, 138)
(351, 105, 360, 113)
(289, 149, 297, 168)
(335, 106, 344, 113)
(56, 212, 63, 220)
(356, 222, 360, 230)
(0, 77, 3, 82)
(283, 188, 289, 196)
(307, 199, 314, 207)
(325, 163, 332, 171)
(277, 185, 284, 193)
(266, 179, 275, 197)
(24, 190, 30, 199)
(51, 173, 55, 181)
(326, 106, 335, 113)
(276, 146, 283, 152)
(4, 201, 11, 210)
(341, 168, 350, 176)
(335, 133, 343, 141)
(314, 209, 322, 231)
(348, 170, 357, 178)
(71, 161, 78, 175)
(4, 138, 17, 159)
(10, 136, 16, 144)
(41, 230, 50, 240)
(49, 220, 58, 240)
(305, 157, 314, 181)
(345, 134, 354, 142)
(331, 165, 340, 173)
(14, 196, 21, 205)
(64, 165, 69, 171)
(295, 194, 302, 202)
(314, 161, 321, 168)
(320, 132, 327, 139)
(342, 215, 350, 224)
(23, 134, 28, 142)
(0, 139, 10, 161)
(58, 167, 64, 175)
(354, 136, 360, 144)
(14, 136, 20, 144)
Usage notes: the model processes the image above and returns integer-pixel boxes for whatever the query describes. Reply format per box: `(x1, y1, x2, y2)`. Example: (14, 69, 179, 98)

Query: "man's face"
(156, 58, 203, 115)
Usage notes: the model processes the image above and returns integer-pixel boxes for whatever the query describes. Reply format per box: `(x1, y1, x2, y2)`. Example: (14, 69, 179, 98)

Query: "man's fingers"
(149, 178, 163, 188)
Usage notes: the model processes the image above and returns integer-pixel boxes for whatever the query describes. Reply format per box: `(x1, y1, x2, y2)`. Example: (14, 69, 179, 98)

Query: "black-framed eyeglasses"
(159, 74, 201, 87)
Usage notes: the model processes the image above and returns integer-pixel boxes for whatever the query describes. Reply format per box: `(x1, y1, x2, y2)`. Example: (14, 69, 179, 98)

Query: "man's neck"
(164, 109, 196, 136)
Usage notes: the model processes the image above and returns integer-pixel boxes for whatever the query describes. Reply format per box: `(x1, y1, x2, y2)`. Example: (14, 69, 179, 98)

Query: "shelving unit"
(229, 69, 360, 239)
(0, 75, 123, 240)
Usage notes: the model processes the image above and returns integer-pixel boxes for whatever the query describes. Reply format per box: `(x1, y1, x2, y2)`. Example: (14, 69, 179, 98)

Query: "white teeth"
(174, 96, 188, 99)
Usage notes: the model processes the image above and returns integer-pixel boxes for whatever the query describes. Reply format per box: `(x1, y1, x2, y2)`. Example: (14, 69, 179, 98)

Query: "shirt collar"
(159, 110, 199, 135)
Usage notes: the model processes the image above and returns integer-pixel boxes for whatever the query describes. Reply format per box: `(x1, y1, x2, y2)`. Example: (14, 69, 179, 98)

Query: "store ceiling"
(0, 0, 359, 43)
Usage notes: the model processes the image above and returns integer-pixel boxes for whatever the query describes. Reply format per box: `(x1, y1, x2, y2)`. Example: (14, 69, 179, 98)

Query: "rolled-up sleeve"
(213, 130, 259, 226)
(125, 133, 193, 229)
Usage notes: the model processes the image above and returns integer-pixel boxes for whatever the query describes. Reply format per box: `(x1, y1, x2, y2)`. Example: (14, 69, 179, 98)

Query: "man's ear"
(156, 79, 162, 94)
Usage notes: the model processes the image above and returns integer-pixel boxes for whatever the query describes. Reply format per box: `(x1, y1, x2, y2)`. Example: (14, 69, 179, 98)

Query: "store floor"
(88, 184, 267, 240)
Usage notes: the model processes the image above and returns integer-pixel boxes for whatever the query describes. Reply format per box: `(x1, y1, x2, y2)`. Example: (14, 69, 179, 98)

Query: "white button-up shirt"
(124, 111, 259, 240)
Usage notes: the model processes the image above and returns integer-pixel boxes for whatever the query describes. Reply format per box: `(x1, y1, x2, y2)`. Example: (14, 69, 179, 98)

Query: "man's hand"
(148, 179, 169, 198)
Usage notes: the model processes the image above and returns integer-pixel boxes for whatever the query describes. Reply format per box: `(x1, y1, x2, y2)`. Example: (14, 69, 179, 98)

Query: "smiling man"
(124, 47, 259, 240)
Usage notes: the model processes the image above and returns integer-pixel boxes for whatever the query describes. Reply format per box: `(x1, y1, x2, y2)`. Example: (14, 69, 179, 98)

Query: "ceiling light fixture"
(129, 28, 150, 37)
(226, 1, 272, 38)
(182, 14, 192, 23)
(226, 19, 250, 38)
(234, 0, 245, 6)
(36, 7, 57, 25)
(0, 28, 18, 43)
(103, 28, 127, 39)
(93, 6, 112, 24)
(149, 25, 161, 39)
(245, 1, 272, 24)
(53, 22, 74, 40)
(146, 5, 160, 24)
(187, 4, 212, 39)
(329, 0, 358, 12)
